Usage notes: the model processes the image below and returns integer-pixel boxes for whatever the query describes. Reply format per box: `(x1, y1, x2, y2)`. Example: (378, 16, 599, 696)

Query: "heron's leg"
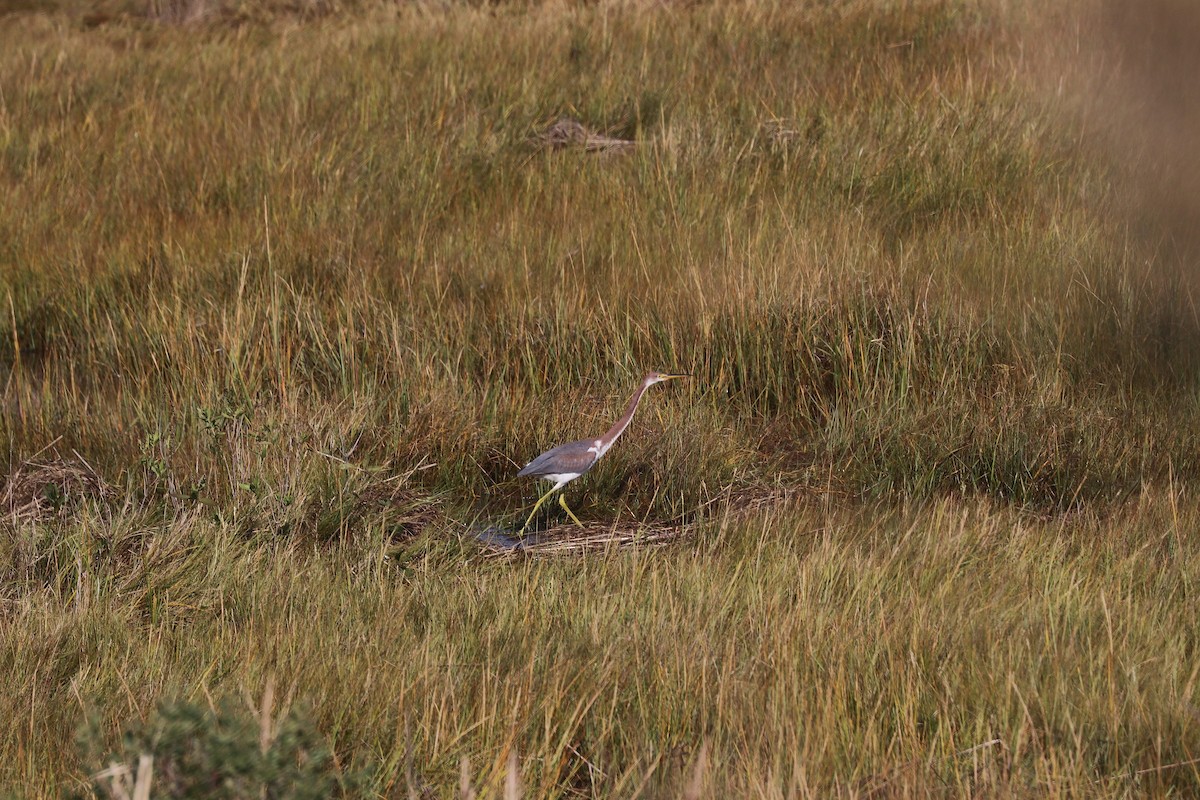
(558, 493, 584, 528)
(520, 485, 559, 533)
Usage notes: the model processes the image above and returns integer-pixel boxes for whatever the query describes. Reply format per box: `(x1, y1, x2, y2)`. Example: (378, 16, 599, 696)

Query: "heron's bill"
(661, 373, 689, 381)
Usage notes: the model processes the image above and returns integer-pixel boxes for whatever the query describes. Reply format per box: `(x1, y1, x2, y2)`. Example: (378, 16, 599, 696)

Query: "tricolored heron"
(517, 371, 688, 531)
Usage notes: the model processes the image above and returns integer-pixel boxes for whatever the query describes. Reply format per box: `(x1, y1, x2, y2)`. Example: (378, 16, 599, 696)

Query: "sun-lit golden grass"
(2, 0, 1200, 796)
(6, 497, 1200, 797)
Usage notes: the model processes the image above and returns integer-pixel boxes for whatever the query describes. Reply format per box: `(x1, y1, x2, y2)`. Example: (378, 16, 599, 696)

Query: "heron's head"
(644, 371, 689, 386)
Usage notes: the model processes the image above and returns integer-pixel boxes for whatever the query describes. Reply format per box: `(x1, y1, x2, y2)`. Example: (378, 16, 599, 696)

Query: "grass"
(2, 0, 1200, 796)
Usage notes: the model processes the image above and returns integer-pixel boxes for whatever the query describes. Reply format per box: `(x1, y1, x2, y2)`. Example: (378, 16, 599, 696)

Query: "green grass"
(2, 0, 1200, 796)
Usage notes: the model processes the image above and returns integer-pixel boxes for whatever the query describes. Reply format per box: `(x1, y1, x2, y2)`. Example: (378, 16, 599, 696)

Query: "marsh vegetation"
(2, 0, 1199, 796)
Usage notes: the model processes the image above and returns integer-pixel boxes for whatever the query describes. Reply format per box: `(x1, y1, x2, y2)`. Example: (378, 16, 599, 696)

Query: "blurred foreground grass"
(2, 0, 1200, 796)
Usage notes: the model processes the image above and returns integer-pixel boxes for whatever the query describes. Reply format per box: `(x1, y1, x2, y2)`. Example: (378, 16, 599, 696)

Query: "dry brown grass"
(532, 117, 637, 155)
(2, 448, 113, 524)
(2, 0, 1200, 797)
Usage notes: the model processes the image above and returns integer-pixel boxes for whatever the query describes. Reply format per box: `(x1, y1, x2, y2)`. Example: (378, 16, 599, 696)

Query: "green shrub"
(74, 697, 368, 800)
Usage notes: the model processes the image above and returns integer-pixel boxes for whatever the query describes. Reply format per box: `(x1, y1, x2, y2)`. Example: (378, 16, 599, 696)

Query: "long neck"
(598, 381, 651, 453)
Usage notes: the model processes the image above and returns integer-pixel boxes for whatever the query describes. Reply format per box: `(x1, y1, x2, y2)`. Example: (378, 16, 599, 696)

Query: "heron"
(516, 371, 689, 532)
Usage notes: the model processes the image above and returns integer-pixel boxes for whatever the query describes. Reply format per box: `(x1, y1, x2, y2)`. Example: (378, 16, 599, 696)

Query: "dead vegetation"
(1, 450, 112, 525)
(471, 519, 689, 557)
(532, 117, 637, 155)
(3, 0, 1200, 797)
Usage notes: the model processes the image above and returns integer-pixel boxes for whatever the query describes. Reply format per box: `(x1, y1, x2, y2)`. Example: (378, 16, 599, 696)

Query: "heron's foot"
(520, 487, 558, 534)
(558, 493, 585, 529)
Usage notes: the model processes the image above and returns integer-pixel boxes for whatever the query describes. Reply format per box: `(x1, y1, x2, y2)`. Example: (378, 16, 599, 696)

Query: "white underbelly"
(542, 473, 581, 485)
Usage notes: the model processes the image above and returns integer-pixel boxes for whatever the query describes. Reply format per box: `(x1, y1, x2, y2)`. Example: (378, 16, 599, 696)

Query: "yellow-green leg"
(558, 493, 584, 528)
(521, 485, 559, 533)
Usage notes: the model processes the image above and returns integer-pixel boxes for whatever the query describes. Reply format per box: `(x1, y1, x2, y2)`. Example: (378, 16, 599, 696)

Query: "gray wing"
(517, 439, 598, 478)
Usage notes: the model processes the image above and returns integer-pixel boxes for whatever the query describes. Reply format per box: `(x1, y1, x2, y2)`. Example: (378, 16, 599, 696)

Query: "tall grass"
(2, 0, 1199, 796)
